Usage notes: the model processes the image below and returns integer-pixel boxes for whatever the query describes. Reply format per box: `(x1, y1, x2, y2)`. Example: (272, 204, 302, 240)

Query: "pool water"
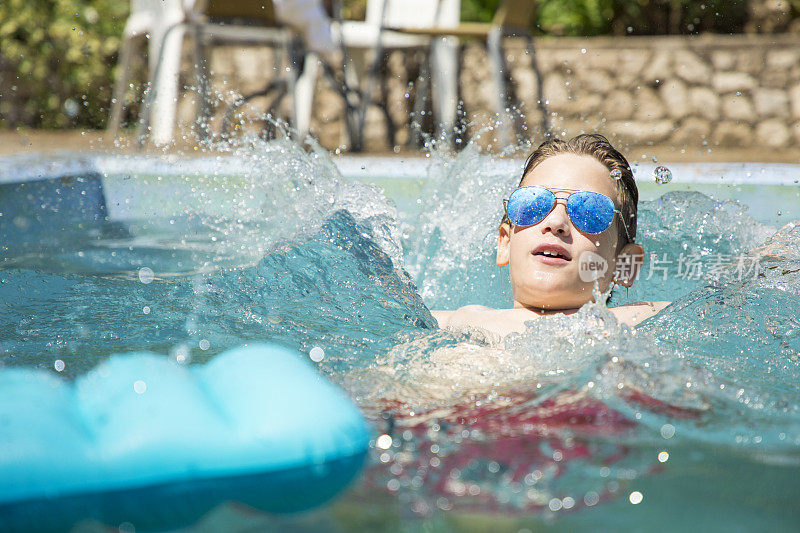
(1, 138, 800, 531)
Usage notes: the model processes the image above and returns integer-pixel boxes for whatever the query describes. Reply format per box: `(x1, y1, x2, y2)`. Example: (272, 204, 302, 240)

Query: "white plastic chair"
(337, 0, 461, 148)
(378, 0, 551, 144)
(107, 0, 180, 140)
(108, 0, 316, 145)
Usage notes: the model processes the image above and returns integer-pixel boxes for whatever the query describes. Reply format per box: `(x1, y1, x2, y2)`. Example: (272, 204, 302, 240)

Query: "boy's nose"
(540, 200, 571, 237)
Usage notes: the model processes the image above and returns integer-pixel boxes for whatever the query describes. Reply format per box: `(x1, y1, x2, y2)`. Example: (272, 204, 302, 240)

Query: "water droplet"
(142, 306, 150, 315)
(309, 346, 325, 362)
(376, 434, 392, 449)
(629, 491, 643, 504)
(138, 267, 154, 284)
(653, 166, 672, 184)
(609, 168, 622, 180)
(133, 380, 147, 394)
(63, 99, 79, 117)
(54, 359, 65, 372)
(198, 339, 210, 350)
(584, 491, 600, 506)
(171, 344, 190, 364)
(660, 423, 676, 439)
(658, 451, 669, 462)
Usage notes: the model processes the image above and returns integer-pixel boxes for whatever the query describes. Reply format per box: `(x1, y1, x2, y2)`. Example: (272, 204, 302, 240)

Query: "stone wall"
(504, 33, 800, 151)
(195, 33, 800, 152)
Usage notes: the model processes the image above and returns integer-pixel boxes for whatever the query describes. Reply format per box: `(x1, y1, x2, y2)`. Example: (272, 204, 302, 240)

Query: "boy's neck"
(512, 301, 581, 316)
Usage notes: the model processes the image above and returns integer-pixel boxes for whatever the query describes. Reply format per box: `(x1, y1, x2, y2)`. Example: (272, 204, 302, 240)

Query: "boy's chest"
(478, 309, 541, 336)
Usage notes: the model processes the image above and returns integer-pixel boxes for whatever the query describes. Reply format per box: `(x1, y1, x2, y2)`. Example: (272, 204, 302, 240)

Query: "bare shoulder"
(430, 309, 453, 327)
(430, 305, 494, 328)
(632, 301, 671, 313)
(611, 301, 671, 326)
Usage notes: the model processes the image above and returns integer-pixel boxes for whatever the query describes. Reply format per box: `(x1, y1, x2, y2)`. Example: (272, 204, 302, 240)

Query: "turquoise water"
(1, 139, 800, 530)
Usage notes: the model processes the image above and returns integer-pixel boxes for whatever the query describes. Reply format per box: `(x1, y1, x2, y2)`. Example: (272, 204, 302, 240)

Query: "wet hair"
(502, 133, 638, 246)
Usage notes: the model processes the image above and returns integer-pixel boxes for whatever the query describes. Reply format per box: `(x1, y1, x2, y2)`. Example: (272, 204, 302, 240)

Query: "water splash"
(653, 165, 673, 184)
(640, 221, 800, 455)
(3, 132, 800, 526)
(0, 133, 418, 376)
(192, 210, 435, 373)
(401, 143, 519, 311)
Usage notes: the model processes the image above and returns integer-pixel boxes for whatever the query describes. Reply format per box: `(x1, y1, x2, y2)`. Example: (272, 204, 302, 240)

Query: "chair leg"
(487, 26, 514, 146)
(262, 84, 289, 139)
(524, 34, 551, 139)
(319, 55, 361, 150)
(430, 36, 459, 148)
(342, 58, 363, 150)
(137, 40, 162, 144)
(107, 32, 137, 137)
(294, 52, 319, 137)
(192, 26, 211, 141)
(378, 68, 396, 148)
(329, 0, 362, 150)
(283, 37, 303, 135)
(138, 22, 186, 145)
(353, 0, 390, 152)
(454, 44, 467, 150)
(221, 80, 286, 137)
(341, 48, 362, 149)
(356, 36, 387, 152)
(411, 51, 429, 149)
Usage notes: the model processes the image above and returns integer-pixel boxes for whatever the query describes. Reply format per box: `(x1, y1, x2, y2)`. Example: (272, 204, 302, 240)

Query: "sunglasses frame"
(503, 186, 633, 243)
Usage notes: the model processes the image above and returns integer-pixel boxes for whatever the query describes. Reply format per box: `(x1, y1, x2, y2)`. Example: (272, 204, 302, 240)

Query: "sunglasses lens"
(507, 187, 554, 226)
(567, 192, 615, 234)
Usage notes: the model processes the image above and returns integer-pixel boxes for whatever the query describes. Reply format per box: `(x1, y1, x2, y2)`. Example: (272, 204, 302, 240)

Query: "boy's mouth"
(532, 244, 571, 264)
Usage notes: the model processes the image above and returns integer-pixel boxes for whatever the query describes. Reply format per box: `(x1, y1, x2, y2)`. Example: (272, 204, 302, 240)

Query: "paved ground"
(1, 129, 798, 164)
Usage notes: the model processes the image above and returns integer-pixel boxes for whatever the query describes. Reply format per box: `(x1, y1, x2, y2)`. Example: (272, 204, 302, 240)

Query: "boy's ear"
(614, 242, 644, 287)
(497, 223, 511, 266)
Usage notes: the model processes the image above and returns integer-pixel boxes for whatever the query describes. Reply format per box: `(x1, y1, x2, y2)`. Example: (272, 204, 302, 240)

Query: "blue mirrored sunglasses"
(503, 186, 632, 241)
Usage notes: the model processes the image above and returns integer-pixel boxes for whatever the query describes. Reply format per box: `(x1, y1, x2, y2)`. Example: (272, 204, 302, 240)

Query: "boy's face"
(497, 153, 643, 310)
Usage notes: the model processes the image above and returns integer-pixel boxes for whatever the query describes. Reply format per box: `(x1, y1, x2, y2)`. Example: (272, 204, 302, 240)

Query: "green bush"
(352, 0, 757, 36)
(460, 0, 500, 22)
(461, 0, 751, 36)
(0, 0, 128, 128)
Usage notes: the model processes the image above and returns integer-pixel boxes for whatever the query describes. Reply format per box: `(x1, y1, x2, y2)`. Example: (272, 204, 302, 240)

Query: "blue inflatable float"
(0, 344, 369, 532)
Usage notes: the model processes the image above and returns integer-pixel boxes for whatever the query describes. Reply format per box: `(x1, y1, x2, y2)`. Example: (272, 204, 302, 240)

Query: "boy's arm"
(612, 301, 671, 326)
(430, 310, 454, 328)
(431, 306, 490, 329)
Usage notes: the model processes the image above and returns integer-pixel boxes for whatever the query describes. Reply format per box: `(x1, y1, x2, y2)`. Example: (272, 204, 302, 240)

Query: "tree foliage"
(0, 0, 128, 128)
(339, 0, 760, 35)
(461, 0, 752, 36)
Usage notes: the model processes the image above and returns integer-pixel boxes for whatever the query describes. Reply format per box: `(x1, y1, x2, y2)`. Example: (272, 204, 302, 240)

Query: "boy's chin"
(515, 283, 600, 311)
(519, 297, 591, 311)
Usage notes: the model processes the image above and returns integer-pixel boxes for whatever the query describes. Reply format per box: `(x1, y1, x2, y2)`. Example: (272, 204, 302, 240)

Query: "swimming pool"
(1, 139, 799, 530)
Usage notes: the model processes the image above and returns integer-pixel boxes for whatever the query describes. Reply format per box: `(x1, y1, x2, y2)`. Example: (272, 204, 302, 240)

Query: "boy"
(432, 134, 669, 337)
